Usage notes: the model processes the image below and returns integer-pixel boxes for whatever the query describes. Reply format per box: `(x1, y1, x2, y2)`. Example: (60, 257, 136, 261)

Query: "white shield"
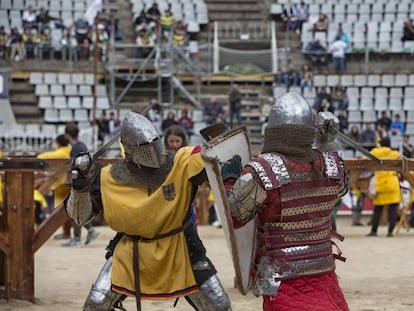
(201, 126, 255, 295)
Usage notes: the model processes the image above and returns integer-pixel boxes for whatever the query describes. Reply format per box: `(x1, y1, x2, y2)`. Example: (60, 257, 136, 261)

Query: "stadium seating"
(29, 72, 110, 127)
(297, 0, 414, 53)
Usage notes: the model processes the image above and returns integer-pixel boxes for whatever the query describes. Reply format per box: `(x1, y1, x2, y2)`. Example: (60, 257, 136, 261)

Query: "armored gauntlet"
(66, 152, 96, 225)
(69, 152, 97, 192)
(314, 111, 341, 151)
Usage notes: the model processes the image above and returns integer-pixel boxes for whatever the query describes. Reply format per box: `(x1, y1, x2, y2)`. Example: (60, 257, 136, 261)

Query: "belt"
(127, 219, 193, 311)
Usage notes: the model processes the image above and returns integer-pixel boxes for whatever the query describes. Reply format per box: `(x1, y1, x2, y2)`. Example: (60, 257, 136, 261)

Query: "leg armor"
(83, 257, 124, 311)
(186, 274, 232, 311)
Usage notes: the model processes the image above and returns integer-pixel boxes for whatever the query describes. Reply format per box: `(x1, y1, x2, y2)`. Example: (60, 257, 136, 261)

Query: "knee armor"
(83, 257, 124, 311)
(187, 274, 232, 311)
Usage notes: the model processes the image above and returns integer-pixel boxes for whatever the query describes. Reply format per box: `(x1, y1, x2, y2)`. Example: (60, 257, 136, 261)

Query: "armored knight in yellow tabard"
(65, 111, 231, 311)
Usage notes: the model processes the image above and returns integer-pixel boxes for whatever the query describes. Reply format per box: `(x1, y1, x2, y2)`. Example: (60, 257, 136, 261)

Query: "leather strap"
(128, 219, 193, 310)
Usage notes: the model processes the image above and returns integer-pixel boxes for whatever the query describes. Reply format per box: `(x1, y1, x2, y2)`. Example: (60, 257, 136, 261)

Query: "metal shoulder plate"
(248, 153, 291, 190)
(322, 151, 340, 179)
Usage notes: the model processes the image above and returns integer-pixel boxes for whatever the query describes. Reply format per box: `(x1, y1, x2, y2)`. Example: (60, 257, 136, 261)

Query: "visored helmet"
(120, 112, 165, 168)
(267, 91, 313, 129)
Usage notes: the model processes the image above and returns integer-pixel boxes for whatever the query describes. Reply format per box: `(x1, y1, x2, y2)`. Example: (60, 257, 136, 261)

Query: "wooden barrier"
(0, 157, 413, 302)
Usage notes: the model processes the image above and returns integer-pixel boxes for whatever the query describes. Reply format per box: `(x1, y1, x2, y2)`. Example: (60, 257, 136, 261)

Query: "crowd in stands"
(133, 2, 190, 60)
(0, 4, 121, 61)
(0, 0, 209, 63)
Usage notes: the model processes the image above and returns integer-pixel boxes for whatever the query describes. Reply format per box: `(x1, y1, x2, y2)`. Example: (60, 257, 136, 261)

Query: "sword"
(334, 129, 383, 165)
(71, 106, 152, 179)
(92, 131, 121, 160)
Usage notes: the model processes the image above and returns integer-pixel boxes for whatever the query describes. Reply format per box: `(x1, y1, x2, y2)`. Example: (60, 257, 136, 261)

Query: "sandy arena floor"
(1, 216, 413, 311)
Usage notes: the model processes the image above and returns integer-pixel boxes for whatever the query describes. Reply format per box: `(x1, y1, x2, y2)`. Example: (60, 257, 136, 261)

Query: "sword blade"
(92, 132, 121, 160)
(335, 130, 383, 164)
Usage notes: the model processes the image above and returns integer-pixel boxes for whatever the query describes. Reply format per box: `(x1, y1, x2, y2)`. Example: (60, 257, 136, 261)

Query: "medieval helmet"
(262, 92, 316, 162)
(267, 91, 313, 129)
(120, 111, 165, 168)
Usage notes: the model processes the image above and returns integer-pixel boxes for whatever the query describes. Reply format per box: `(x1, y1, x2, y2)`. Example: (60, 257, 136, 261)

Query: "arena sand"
(1, 216, 413, 311)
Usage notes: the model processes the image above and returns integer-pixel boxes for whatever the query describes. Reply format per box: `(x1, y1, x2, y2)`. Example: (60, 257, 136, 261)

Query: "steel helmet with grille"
(120, 111, 165, 168)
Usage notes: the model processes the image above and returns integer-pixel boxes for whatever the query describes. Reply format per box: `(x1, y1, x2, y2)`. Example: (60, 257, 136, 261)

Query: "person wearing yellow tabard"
(102, 145, 201, 298)
(37, 134, 72, 239)
(65, 112, 232, 311)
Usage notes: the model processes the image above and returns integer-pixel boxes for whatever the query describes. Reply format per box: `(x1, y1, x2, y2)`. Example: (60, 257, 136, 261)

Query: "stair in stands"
(206, 0, 263, 21)
(9, 80, 43, 123)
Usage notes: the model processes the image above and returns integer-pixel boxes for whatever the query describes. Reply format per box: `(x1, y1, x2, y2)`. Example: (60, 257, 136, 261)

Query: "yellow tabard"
(101, 146, 205, 299)
(37, 146, 72, 191)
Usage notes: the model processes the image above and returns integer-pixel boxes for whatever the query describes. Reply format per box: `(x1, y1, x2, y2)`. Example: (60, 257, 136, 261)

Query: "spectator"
(228, 83, 243, 128)
(9, 27, 25, 61)
(390, 113, 405, 135)
(93, 23, 109, 61)
(331, 84, 349, 112)
(135, 27, 155, 59)
(317, 97, 334, 113)
(36, 7, 63, 31)
(300, 63, 313, 83)
(96, 110, 110, 142)
(304, 39, 327, 66)
(134, 10, 148, 33)
(74, 18, 92, 60)
(361, 123, 377, 148)
(78, 36, 92, 60)
(108, 111, 121, 134)
(401, 19, 414, 42)
(296, 1, 309, 33)
(367, 136, 401, 237)
(281, 1, 300, 32)
(376, 122, 389, 144)
(172, 20, 187, 47)
(160, 9, 174, 35)
(309, 13, 328, 33)
(313, 86, 331, 111)
(333, 24, 350, 51)
(177, 108, 194, 138)
(22, 27, 37, 59)
(147, 98, 162, 122)
(336, 109, 349, 133)
(402, 134, 414, 158)
(22, 5, 37, 30)
(300, 72, 313, 90)
(377, 110, 392, 132)
(283, 63, 300, 88)
(106, 14, 122, 41)
(203, 96, 224, 125)
(37, 28, 52, 59)
(0, 26, 8, 59)
(61, 28, 78, 60)
(164, 124, 188, 151)
(161, 111, 178, 132)
(348, 125, 362, 143)
(272, 68, 285, 87)
(145, 2, 161, 30)
(329, 35, 348, 74)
